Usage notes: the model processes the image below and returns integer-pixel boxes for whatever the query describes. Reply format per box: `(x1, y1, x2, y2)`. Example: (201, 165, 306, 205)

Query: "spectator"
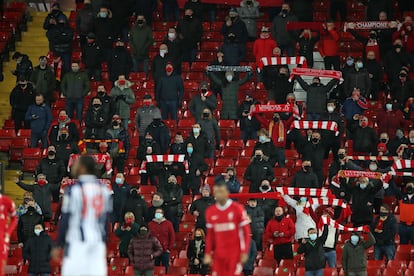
(344, 58, 372, 98)
(348, 177, 383, 226)
(384, 39, 411, 85)
(130, 15, 154, 78)
(76, 0, 95, 48)
(135, 94, 161, 142)
(128, 224, 163, 276)
(81, 33, 102, 81)
(84, 97, 109, 139)
(239, 94, 260, 143)
(190, 81, 217, 121)
(156, 63, 184, 120)
(398, 182, 414, 244)
(321, 100, 344, 159)
(185, 124, 210, 159)
(9, 77, 35, 133)
(137, 132, 162, 185)
(388, 128, 409, 155)
(108, 0, 132, 42)
(319, 21, 340, 70)
(108, 39, 133, 82)
(53, 128, 80, 168)
(364, 51, 383, 100)
(162, 27, 182, 73)
(253, 128, 281, 167)
(291, 160, 320, 188)
(49, 110, 80, 145)
(264, 206, 295, 263)
(300, 131, 327, 185)
(121, 187, 148, 226)
(43, 3, 67, 30)
(365, 0, 392, 21)
(187, 228, 208, 275)
(16, 174, 52, 221)
(318, 208, 340, 268)
(246, 198, 265, 251)
(215, 167, 241, 194)
(161, 0, 179, 22)
(342, 88, 368, 138)
(92, 6, 116, 62)
(11, 52, 33, 80)
(221, 8, 248, 57)
(61, 62, 90, 121)
(148, 208, 175, 272)
(330, 0, 346, 22)
(297, 226, 329, 276)
(111, 172, 130, 221)
(176, 8, 203, 64)
(23, 223, 53, 276)
(244, 149, 274, 193)
(25, 94, 52, 148)
(36, 145, 65, 202)
(198, 108, 220, 158)
(271, 3, 298, 56)
(106, 114, 130, 173)
(342, 231, 376, 276)
(170, 133, 186, 155)
(296, 76, 338, 120)
(349, 29, 382, 62)
(110, 76, 135, 129)
(115, 212, 139, 258)
(352, 116, 378, 156)
(257, 180, 280, 225)
(158, 175, 183, 232)
(50, 54, 64, 86)
(145, 116, 170, 154)
(391, 67, 414, 104)
(219, 33, 245, 66)
(146, 193, 171, 223)
(208, 51, 226, 97)
(30, 56, 56, 104)
(263, 66, 293, 103)
(183, 0, 204, 20)
(377, 11, 394, 57)
(371, 204, 397, 261)
(395, 20, 414, 69)
(282, 194, 316, 241)
(16, 192, 42, 217)
(152, 44, 174, 85)
(17, 206, 43, 246)
(297, 29, 320, 68)
(208, 71, 253, 120)
(190, 185, 215, 230)
(254, 27, 277, 67)
(182, 143, 208, 195)
(238, 0, 260, 40)
(376, 101, 405, 139)
(46, 18, 73, 74)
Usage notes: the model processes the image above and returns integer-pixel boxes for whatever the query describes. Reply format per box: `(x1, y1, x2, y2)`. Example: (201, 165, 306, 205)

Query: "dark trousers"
(50, 183, 60, 202)
(155, 251, 170, 272)
(325, 137, 341, 159)
(113, 157, 126, 174)
(57, 52, 71, 74)
(13, 110, 30, 134)
(163, 2, 179, 22)
(274, 243, 293, 263)
(86, 67, 102, 81)
(30, 131, 48, 148)
(241, 128, 258, 143)
(66, 98, 84, 121)
(330, 1, 347, 21)
(399, 223, 414, 244)
(140, 173, 158, 186)
(324, 56, 340, 71)
(160, 100, 178, 120)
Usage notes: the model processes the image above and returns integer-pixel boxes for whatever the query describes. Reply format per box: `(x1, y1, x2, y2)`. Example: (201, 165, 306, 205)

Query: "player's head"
(213, 180, 229, 205)
(71, 155, 97, 178)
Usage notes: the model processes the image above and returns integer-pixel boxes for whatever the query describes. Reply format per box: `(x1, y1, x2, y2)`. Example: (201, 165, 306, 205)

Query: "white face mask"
(160, 49, 167, 57)
(383, 183, 389, 189)
(410, 138, 414, 144)
(226, 75, 233, 82)
(327, 106, 335, 113)
(168, 32, 176, 39)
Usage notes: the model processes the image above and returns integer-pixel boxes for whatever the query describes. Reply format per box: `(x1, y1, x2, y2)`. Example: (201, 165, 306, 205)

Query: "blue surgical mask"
(34, 229, 42, 236)
(300, 197, 307, 203)
(155, 213, 163, 220)
(346, 60, 354, 66)
(350, 235, 359, 245)
(259, 135, 266, 143)
(359, 183, 367, 189)
(99, 12, 107, 18)
(385, 104, 393, 111)
(187, 147, 193, 154)
(356, 62, 363, 69)
(115, 178, 123, 185)
(309, 233, 317, 241)
(193, 128, 200, 135)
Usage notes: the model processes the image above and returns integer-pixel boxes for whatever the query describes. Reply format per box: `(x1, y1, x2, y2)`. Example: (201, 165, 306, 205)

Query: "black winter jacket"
(298, 226, 328, 271)
(17, 209, 43, 243)
(24, 231, 53, 273)
(371, 214, 397, 246)
(36, 157, 65, 184)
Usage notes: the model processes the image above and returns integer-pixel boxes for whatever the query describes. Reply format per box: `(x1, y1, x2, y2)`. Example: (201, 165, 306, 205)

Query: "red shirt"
(0, 195, 17, 257)
(205, 200, 251, 258)
(264, 216, 295, 245)
(148, 219, 175, 251)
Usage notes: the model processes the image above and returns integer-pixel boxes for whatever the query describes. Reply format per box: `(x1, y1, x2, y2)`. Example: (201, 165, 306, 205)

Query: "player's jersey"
(205, 200, 251, 258)
(0, 195, 17, 235)
(58, 175, 112, 245)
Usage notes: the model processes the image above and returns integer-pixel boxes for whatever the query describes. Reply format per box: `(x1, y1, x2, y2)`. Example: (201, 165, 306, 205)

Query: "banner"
(67, 154, 113, 174)
(289, 67, 342, 82)
(337, 170, 383, 179)
(251, 104, 293, 114)
(206, 65, 253, 72)
(78, 139, 125, 154)
(288, 120, 339, 136)
(343, 21, 399, 32)
(258, 56, 307, 70)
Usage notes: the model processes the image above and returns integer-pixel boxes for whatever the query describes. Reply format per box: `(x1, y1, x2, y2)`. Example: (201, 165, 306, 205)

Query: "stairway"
(1, 12, 50, 203)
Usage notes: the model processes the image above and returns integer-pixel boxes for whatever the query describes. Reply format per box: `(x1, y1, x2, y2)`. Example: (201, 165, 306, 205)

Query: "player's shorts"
(62, 241, 106, 276)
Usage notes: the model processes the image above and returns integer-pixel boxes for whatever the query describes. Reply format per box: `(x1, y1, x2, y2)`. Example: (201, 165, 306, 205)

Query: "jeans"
(134, 269, 153, 276)
(30, 131, 48, 148)
(399, 223, 414, 244)
(324, 250, 336, 268)
(324, 56, 340, 71)
(66, 98, 84, 121)
(132, 57, 149, 75)
(86, 67, 102, 81)
(276, 147, 286, 168)
(154, 251, 170, 272)
(306, 269, 324, 276)
(374, 244, 395, 260)
(160, 100, 178, 120)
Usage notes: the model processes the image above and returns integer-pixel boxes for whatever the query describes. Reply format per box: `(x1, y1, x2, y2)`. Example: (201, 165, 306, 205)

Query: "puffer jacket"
(46, 24, 74, 54)
(109, 80, 135, 119)
(238, 1, 260, 38)
(342, 232, 375, 274)
(344, 68, 372, 97)
(17, 209, 43, 243)
(246, 205, 265, 235)
(135, 105, 161, 135)
(24, 231, 53, 274)
(76, 3, 94, 35)
(128, 233, 163, 271)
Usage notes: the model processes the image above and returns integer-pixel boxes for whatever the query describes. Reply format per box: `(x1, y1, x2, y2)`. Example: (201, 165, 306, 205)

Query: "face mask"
(410, 138, 414, 144)
(356, 62, 363, 69)
(303, 33, 310, 39)
(350, 235, 359, 245)
(327, 106, 335, 113)
(346, 60, 354, 66)
(39, 61, 47, 67)
(202, 113, 209, 118)
(281, 9, 288, 14)
(187, 147, 193, 154)
(360, 122, 368, 128)
(300, 197, 307, 203)
(369, 163, 378, 171)
(195, 236, 202, 241)
(380, 138, 388, 143)
(112, 121, 120, 127)
(99, 12, 107, 18)
(93, 104, 101, 109)
(118, 80, 126, 86)
(311, 138, 319, 144)
(193, 128, 200, 135)
(380, 212, 388, 218)
(309, 233, 317, 241)
(160, 49, 167, 57)
(255, 154, 262, 160)
(48, 150, 56, 156)
(396, 131, 404, 139)
(37, 179, 47, 186)
(60, 134, 67, 140)
(394, 45, 402, 50)
(383, 183, 389, 189)
(185, 15, 192, 20)
(155, 213, 163, 220)
(369, 34, 377, 39)
(338, 153, 346, 160)
(226, 75, 233, 82)
(115, 178, 123, 185)
(168, 32, 176, 39)
(407, 187, 414, 194)
(98, 91, 105, 97)
(72, 67, 79, 72)
(273, 117, 279, 122)
(139, 229, 148, 235)
(34, 229, 42, 236)
(275, 215, 283, 221)
(136, 20, 144, 24)
(359, 183, 367, 189)
(143, 101, 151, 107)
(385, 104, 393, 111)
(125, 218, 134, 224)
(259, 135, 266, 143)
(59, 115, 67, 121)
(304, 165, 311, 172)
(260, 185, 270, 192)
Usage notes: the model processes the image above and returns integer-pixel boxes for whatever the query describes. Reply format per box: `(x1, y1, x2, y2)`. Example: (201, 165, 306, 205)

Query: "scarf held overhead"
(319, 215, 370, 233)
(258, 56, 308, 70)
(289, 67, 343, 82)
(206, 65, 253, 72)
(78, 139, 125, 154)
(139, 154, 189, 174)
(251, 104, 293, 113)
(343, 21, 399, 32)
(288, 121, 339, 136)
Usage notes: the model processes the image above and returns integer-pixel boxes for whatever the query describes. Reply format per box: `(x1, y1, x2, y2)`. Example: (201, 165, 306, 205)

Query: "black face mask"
(380, 138, 387, 143)
(195, 236, 202, 241)
(338, 153, 345, 160)
(255, 155, 262, 160)
(60, 134, 67, 140)
(136, 20, 144, 24)
(185, 15, 192, 20)
(311, 138, 319, 144)
(273, 117, 279, 122)
(380, 212, 388, 217)
(112, 121, 119, 127)
(131, 190, 139, 198)
(246, 0, 252, 4)
(201, 88, 207, 94)
(275, 215, 283, 221)
(230, 16, 237, 21)
(202, 113, 209, 118)
(369, 34, 377, 39)
(228, 36, 236, 42)
(394, 45, 402, 50)
(20, 84, 27, 89)
(93, 104, 101, 109)
(261, 185, 270, 191)
(407, 187, 414, 194)
(304, 165, 311, 172)
(399, 73, 407, 78)
(48, 151, 56, 157)
(139, 229, 148, 235)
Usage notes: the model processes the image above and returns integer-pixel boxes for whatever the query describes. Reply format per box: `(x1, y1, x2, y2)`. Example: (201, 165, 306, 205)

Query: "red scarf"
(258, 56, 308, 70)
(289, 67, 342, 82)
(78, 139, 125, 154)
(139, 154, 189, 174)
(288, 120, 339, 136)
(343, 21, 399, 32)
(68, 154, 113, 174)
(318, 216, 370, 233)
(251, 104, 293, 113)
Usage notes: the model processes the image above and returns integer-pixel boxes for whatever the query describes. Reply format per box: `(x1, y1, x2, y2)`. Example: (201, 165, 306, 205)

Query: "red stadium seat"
(220, 149, 240, 159)
(173, 258, 189, 267)
(125, 266, 134, 276)
(179, 222, 195, 233)
(215, 158, 234, 167)
(225, 139, 245, 150)
(274, 267, 294, 275)
(9, 138, 29, 162)
(0, 129, 16, 152)
(22, 148, 42, 173)
(274, 168, 289, 178)
(154, 266, 166, 275)
(383, 267, 403, 276)
(258, 258, 278, 269)
(109, 257, 129, 270)
(139, 185, 156, 194)
(125, 175, 141, 186)
(167, 266, 187, 275)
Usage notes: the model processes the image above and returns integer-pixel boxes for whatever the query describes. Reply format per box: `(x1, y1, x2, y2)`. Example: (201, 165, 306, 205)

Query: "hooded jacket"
(148, 218, 175, 251)
(24, 231, 53, 273)
(109, 80, 135, 119)
(342, 232, 375, 273)
(128, 233, 163, 270)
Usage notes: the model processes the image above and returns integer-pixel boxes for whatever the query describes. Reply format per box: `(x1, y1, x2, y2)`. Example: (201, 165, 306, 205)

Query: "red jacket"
(148, 219, 175, 251)
(254, 114, 293, 148)
(318, 29, 339, 57)
(376, 109, 406, 139)
(264, 216, 295, 246)
(253, 37, 278, 64)
(393, 27, 414, 53)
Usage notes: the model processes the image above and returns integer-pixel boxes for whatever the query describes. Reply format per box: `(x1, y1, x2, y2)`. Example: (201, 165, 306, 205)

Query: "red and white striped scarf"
(139, 154, 189, 174)
(306, 198, 352, 218)
(318, 216, 370, 233)
(258, 56, 308, 70)
(392, 160, 414, 171)
(250, 104, 293, 114)
(288, 121, 339, 136)
(289, 67, 343, 82)
(275, 187, 334, 198)
(68, 154, 113, 174)
(348, 155, 399, 161)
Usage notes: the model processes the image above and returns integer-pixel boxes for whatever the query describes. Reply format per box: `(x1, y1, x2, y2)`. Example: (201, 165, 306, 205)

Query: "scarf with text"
(206, 65, 253, 72)
(288, 121, 339, 136)
(289, 67, 343, 82)
(78, 139, 125, 154)
(275, 187, 334, 198)
(343, 21, 399, 32)
(258, 56, 308, 71)
(251, 104, 293, 114)
(139, 154, 189, 174)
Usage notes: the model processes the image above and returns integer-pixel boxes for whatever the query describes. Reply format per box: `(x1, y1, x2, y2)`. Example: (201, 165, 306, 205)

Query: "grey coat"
(238, 1, 260, 38)
(135, 105, 162, 135)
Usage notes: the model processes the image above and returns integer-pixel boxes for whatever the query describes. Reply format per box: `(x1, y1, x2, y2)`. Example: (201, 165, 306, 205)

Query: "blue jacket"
(342, 97, 367, 121)
(25, 103, 52, 134)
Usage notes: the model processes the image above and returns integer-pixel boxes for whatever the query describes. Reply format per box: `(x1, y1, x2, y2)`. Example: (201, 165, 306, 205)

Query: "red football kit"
(205, 200, 251, 276)
(0, 195, 17, 275)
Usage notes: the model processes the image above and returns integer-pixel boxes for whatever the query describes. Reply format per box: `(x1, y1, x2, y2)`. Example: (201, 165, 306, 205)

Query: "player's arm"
(238, 207, 252, 264)
(204, 208, 214, 265)
(6, 199, 17, 238)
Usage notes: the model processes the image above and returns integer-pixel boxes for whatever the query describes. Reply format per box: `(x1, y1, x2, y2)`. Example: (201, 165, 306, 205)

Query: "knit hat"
(229, 8, 238, 16)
